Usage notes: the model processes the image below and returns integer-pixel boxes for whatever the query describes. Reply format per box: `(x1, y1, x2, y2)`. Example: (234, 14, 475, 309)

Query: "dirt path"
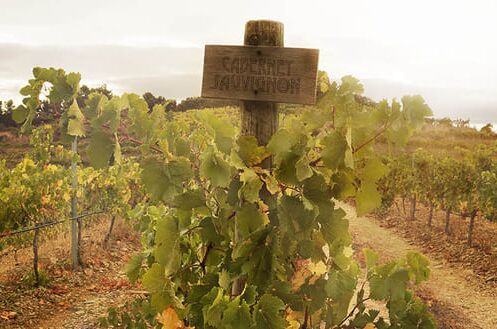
(342, 203, 497, 329)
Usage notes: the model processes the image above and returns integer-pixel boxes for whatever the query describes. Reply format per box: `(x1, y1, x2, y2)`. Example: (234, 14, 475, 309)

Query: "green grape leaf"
(274, 152, 300, 185)
(297, 239, 314, 258)
(406, 252, 430, 284)
(296, 155, 313, 181)
(67, 100, 86, 137)
(174, 138, 190, 157)
(356, 158, 389, 216)
(141, 157, 192, 201)
(363, 158, 389, 182)
(303, 173, 332, 208)
(198, 217, 219, 243)
(83, 93, 108, 119)
(267, 129, 294, 155)
(218, 270, 231, 291)
(239, 169, 263, 203)
(325, 269, 357, 303)
(91, 97, 123, 133)
(200, 149, 231, 188)
(321, 132, 348, 170)
(125, 253, 145, 283)
(253, 294, 288, 329)
(12, 105, 28, 124)
(142, 263, 165, 294)
(369, 274, 388, 301)
(318, 205, 349, 245)
(127, 94, 152, 139)
(202, 288, 229, 327)
(363, 248, 379, 269)
(387, 123, 411, 147)
(87, 131, 114, 168)
(331, 170, 356, 199)
(236, 203, 268, 239)
(154, 216, 180, 275)
(197, 112, 235, 154)
(227, 176, 242, 206)
(278, 195, 315, 235)
(142, 263, 179, 312)
(222, 299, 251, 329)
(356, 181, 381, 216)
(241, 285, 258, 305)
(173, 189, 206, 210)
(236, 136, 270, 167)
(388, 269, 409, 301)
(141, 158, 168, 200)
(66, 72, 81, 93)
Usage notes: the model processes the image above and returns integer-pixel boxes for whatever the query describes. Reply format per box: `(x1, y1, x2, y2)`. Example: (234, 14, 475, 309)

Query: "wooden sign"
(201, 45, 319, 104)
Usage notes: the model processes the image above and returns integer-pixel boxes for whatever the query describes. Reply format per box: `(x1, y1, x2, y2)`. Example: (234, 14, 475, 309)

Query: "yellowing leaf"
(286, 320, 301, 329)
(308, 261, 326, 273)
(156, 307, 183, 329)
(290, 260, 327, 291)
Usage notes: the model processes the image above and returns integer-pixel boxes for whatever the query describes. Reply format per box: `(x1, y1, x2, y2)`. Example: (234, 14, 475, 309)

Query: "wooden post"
(71, 136, 80, 271)
(33, 226, 40, 286)
(241, 20, 284, 168)
(467, 209, 477, 246)
(444, 206, 451, 234)
(202, 20, 318, 298)
(231, 20, 284, 297)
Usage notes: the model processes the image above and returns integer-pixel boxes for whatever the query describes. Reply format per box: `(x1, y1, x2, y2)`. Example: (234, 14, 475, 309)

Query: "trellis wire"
(0, 210, 106, 239)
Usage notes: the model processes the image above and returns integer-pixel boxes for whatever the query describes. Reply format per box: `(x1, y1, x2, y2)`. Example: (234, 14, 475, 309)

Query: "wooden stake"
(232, 20, 284, 297)
(71, 136, 80, 271)
(33, 226, 40, 286)
(241, 20, 283, 168)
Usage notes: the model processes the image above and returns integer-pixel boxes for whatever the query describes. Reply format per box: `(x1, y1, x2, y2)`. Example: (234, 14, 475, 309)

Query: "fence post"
(71, 136, 80, 270)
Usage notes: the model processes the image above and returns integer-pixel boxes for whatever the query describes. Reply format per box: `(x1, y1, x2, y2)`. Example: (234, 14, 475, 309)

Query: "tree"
(0, 100, 17, 127)
(77, 84, 113, 107)
(435, 117, 453, 127)
(453, 118, 470, 128)
(480, 123, 495, 137)
(176, 96, 239, 112)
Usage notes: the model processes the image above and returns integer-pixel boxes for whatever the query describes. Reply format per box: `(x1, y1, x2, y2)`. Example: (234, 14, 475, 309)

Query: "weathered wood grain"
(202, 45, 319, 104)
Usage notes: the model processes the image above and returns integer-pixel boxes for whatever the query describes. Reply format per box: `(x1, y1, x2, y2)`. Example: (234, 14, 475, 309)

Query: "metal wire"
(0, 210, 106, 239)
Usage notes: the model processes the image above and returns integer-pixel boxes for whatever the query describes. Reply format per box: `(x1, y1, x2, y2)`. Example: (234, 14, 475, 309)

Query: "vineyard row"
(379, 146, 497, 246)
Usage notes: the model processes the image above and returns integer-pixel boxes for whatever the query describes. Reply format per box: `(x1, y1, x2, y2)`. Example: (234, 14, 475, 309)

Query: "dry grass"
(374, 122, 497, 158)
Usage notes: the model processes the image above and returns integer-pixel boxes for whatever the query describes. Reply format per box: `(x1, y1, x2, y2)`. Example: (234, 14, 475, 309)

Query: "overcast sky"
(1, 0, 496, 123)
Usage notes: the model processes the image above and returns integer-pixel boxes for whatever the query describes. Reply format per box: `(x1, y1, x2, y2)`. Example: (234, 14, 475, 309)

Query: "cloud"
(0, 43, 203, 82)
(0, 43, 203, 101)
(0, 42, 496, 123)
(109, 74, 200, 100)
(362, 79, 497, 123)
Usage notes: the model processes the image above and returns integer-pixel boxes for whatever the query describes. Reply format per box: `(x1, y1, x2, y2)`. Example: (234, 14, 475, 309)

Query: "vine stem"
(352, 123, 389, 154)
(336, 280, 369, 327)
(183, 225, 202, 236)
(124, 136, 164, 154)
(309, 122, 390, 167)
(336, 297, 370, 327)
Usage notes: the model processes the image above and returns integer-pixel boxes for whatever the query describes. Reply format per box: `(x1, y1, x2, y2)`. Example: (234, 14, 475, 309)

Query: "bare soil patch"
(0, 217, 142, 329)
